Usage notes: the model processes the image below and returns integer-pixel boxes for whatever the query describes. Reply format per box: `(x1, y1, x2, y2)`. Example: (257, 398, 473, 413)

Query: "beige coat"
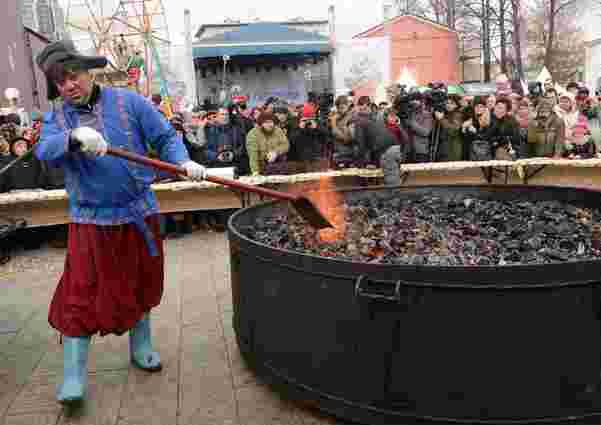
(246, 127, 290, 175)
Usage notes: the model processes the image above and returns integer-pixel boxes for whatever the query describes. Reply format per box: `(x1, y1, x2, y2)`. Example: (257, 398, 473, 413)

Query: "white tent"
(536, 67, 553, 83)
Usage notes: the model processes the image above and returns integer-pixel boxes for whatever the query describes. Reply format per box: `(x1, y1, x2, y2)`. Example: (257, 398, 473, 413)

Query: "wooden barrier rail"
(2, 159, 601, 227)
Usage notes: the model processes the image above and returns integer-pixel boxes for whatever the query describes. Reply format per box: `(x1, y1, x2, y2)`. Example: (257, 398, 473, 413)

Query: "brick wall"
(356, 16, 459, 85)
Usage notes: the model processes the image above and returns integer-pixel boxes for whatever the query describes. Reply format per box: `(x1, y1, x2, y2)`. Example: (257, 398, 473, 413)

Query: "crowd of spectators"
(2, 79, 601, 246)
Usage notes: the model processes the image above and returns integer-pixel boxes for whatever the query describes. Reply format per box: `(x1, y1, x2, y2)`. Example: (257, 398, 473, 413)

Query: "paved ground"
(0, 230, 343, 425)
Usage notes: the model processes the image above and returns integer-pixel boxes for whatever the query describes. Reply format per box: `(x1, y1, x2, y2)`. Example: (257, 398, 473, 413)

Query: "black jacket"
(288, 127, 327, 162)
(0, 154, 14, 192)
(487, 116, 521, 150)
(41, 161, 65, 189)
(353, 112, 399, 163)
(6, 156, 45, 191)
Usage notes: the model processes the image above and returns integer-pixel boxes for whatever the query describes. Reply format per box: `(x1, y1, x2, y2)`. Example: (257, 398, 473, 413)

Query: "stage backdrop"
(333, 36, 391, 98)
(195, 64, 335, 107)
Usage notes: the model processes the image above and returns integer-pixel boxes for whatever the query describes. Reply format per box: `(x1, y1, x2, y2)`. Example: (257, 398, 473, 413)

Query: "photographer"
(195, 107, 246, 172)
(350, 108, 405, 186)
(288, 109, 329, 172)
(229, 99, 255, 136)
(403, 99, 433, 163)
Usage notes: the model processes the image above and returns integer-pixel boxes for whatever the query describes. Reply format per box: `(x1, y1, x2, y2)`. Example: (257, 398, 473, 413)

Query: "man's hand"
(71, 127, 108, 157)
(182, 161, 207, 181)
(266, 151, 278, 163)
(434, 111, 445, 121)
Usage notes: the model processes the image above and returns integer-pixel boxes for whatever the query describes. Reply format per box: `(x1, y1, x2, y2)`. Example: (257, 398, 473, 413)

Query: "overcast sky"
(163, 0, 384, 43)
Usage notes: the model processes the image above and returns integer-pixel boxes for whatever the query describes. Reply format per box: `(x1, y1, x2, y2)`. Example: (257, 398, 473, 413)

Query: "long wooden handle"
(107, 146, 299, 202)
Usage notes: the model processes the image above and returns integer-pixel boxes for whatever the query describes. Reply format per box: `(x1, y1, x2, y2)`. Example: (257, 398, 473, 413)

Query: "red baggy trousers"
(49, 215, 164, 337)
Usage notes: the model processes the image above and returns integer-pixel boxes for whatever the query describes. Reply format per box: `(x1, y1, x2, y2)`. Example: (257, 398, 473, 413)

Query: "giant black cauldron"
(228, 185, 601, 425)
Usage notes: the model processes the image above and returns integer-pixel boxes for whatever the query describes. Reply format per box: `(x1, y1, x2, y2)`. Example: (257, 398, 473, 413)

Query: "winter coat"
(487, 116, 521, 159)
(35, 86, 189, 228)
(406, 110, 433, 156)
(386, 121, 410, 146)
(41, 161, 66, 189)
(199, 123, 246, 169)
(554, 106, 579, 143)
(353, 112, 400, 164)
(439, 111, 464, 161)
(527, 114, 565, 158)
(6, 155, 45, 191)
(288, 127, 327, 162)
(245, 127, 290, 175)
(0, 154, 14, 192)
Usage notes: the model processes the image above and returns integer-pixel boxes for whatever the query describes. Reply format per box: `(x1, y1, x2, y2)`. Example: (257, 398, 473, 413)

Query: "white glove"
(71, 127, 108, 157)
(266, 151, 278, 163)
(182, 161, 207, 181)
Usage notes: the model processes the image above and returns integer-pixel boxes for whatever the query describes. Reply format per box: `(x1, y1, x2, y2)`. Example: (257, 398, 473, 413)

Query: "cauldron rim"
(228, 184, 601, 284)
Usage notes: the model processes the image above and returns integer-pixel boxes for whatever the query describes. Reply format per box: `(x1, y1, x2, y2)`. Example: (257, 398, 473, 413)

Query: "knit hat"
(257, 111, 275, 126)
(302, 103, 316, 119)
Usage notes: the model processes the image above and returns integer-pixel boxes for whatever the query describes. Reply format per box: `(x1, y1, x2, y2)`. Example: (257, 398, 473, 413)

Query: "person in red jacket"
(384, 110, 410, 146)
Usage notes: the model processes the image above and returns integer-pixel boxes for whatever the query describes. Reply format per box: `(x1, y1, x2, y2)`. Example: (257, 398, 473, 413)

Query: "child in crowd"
(564, 119, 596, 159)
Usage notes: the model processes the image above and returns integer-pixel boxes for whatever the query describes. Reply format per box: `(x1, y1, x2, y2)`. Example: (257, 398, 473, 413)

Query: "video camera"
(393, 85, 423, 120)
(427, 82, 448, 114)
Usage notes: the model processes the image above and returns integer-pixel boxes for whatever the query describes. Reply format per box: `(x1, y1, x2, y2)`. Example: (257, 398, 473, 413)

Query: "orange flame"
(314, 176, 346, 243)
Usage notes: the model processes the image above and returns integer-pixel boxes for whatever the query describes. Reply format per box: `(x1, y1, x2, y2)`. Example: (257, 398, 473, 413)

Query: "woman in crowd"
(487, 98, 521, 160)
(462, 97, 492, 160)
(515, 98, 531, 158)
(246, 112, 290, 176)
(554, 92, 580, 145)
(563, 118, 596, 159)
(438, 95, 464, 161)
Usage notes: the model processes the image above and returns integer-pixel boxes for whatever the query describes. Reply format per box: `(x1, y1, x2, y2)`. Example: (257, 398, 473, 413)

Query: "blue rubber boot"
(57, 336, 91, 404)
(129, 313, 162, 372)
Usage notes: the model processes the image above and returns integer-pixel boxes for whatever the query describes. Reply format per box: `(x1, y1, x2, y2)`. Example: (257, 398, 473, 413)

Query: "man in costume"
(34, 41, 207, 404)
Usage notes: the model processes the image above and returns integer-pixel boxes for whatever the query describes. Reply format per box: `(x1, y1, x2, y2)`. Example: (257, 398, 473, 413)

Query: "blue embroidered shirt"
(35, 87, 189, 253)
